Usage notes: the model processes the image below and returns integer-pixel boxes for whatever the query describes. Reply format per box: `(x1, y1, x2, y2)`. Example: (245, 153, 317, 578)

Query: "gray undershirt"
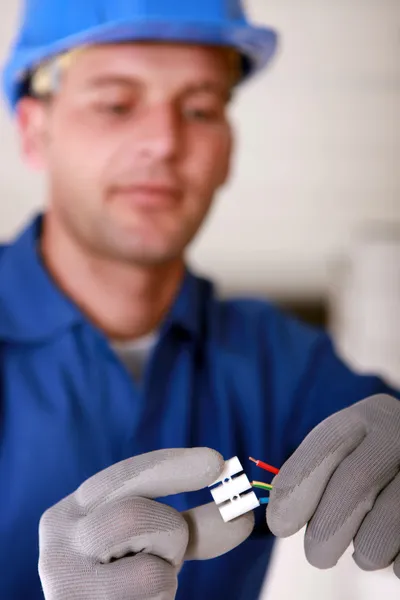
(112, 332, 158, 383)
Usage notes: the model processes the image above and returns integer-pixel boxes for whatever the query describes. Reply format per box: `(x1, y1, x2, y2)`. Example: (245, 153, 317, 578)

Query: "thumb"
(183, 502, 254, 561)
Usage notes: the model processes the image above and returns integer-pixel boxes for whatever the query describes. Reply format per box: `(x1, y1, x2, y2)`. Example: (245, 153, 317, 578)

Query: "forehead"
(65, 42, 236, 89)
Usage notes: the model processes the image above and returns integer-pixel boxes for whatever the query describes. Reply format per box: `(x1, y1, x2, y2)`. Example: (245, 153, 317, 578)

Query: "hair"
(28, 44, 242, 99)
(29, 48, 84, 98)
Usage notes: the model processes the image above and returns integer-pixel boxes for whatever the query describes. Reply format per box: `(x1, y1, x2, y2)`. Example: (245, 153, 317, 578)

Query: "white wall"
(191, 0, 400, 298)
(0, 1, 45, 230)
(1, 0, 399, 299)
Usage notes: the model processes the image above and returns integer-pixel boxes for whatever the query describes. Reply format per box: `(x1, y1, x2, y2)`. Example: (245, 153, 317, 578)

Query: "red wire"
(249, 457, 280, 475)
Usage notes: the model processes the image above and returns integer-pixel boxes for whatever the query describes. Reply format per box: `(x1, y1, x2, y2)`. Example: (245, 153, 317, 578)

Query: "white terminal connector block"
(209, 456, 260, 522)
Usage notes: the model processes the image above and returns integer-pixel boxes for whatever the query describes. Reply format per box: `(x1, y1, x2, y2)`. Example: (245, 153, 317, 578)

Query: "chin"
(112, 241, 183, 265)
(106, 221, 189, 263)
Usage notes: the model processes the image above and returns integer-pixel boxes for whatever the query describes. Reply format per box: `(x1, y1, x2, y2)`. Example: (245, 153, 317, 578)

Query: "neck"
(40, 216, 185, 340)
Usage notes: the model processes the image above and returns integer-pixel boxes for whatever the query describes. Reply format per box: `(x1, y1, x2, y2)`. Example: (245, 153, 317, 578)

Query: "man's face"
(17, 43, 234, 264)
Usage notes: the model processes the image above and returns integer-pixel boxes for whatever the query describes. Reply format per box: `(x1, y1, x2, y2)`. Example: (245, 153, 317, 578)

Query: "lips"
(112, 183, 182, 210)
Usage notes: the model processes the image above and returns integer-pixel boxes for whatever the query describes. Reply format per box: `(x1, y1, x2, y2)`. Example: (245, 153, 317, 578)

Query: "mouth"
(112, 183, 182, 210)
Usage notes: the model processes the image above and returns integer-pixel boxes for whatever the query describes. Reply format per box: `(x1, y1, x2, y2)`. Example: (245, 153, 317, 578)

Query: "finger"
(267, 412, 366, 537)
(75, 448, 224, 512)
(183, 501, 254, 561)
(352, 472, 400, 571)
(304, 435, 399, 569)
(97, 553, 178, 600)
(394, 553, 400, 579)
(78, 497, 189, 567)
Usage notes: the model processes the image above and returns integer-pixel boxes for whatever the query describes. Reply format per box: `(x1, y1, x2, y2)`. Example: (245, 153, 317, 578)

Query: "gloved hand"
(267, 394, 400, 578)
(39, 447, 254, 600)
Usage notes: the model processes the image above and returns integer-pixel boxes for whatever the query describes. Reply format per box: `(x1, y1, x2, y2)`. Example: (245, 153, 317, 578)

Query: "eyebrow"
(81, 76, 232, 100)
(81, 75, 139, 90)
(181, 82, 233, 102)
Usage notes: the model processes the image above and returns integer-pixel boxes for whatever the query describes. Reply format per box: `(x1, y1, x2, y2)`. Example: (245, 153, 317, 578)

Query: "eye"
(103, 103, 131, 116)
(93, 101, 133, 117)
(183, 107, 220, 122)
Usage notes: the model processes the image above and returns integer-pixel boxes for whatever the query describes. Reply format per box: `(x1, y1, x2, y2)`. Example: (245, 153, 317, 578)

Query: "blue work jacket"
(0, 216, 396, 600)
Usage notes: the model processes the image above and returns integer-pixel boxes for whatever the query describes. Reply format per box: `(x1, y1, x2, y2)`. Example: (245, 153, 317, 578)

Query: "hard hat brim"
(3, 19, 279, 110)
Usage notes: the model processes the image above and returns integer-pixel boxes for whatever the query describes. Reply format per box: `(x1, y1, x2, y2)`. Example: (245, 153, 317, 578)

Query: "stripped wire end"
(249, 457, 279, 510)
(249, 456, 280, 475)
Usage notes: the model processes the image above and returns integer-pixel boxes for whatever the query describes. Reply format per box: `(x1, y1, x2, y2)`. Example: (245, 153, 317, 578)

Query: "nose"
(133, 103, 181, 162)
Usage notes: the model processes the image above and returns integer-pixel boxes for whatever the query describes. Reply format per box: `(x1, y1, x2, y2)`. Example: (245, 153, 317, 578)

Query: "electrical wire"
(252, 480, 273, 491)
(249, 456, 280, 475)
(248, 456, 279, 510)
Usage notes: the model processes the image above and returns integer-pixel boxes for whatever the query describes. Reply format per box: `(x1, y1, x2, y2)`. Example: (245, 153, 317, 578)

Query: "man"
(1, 1, 399, 599)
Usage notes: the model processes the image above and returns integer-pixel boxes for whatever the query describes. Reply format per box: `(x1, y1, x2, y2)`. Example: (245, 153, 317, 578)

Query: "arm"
(282, 332, 399, 461)
(266, 330, 400, 578)
(256, 306, 400, 578)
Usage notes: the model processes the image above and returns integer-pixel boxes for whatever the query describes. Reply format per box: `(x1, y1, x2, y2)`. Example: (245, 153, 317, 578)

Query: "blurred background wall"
(1, 1, 400, 598)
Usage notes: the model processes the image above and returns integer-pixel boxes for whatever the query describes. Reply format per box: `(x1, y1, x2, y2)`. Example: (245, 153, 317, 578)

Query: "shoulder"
(0, 242, 11, 290)
(0, 244, 8, 262)
(209, 292, 325, 359)
(0, 243, 9, 289)
(204, 289, 330, 396)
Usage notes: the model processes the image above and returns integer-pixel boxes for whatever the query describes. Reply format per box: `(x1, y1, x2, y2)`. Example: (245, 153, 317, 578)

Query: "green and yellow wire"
(252, 480, 273, 492)
(252, 480, 273, 504)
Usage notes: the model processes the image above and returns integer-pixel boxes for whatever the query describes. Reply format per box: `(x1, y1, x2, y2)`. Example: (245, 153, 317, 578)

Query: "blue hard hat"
(2, 0, 278, 110)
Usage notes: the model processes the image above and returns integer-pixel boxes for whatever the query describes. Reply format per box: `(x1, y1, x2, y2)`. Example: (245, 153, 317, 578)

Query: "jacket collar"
(0, 215, 211, 343)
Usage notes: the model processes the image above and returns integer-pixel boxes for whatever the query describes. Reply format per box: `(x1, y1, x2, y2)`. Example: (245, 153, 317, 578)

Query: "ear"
(15, 97, 50, 170)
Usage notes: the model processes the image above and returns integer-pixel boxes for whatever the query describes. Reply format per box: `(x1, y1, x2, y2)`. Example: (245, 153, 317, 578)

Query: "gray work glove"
(39, 447, 254, 600)
(267, 394, 400, 578)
